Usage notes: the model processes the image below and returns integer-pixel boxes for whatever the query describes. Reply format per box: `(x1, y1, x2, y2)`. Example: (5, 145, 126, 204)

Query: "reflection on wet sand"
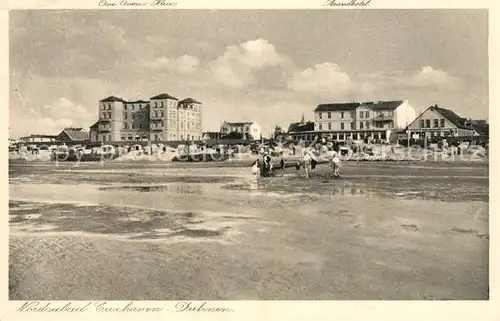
(99, 184, 205, 194)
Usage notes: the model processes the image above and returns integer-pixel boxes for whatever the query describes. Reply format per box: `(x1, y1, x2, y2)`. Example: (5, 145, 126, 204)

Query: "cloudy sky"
(10, 9, 488, 137)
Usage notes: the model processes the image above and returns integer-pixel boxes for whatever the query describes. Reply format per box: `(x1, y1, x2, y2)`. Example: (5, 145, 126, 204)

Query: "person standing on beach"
(331, 152, 341, 178)
(252, 158, 261, 178)
(302, 150, 311, 179)
(309, 151, 318, 176)
(279, 151, 286, 176)
(264, 154, 275, 177)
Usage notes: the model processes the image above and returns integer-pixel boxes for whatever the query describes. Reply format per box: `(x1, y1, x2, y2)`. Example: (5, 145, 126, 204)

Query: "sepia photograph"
(8, 8, 489, 301)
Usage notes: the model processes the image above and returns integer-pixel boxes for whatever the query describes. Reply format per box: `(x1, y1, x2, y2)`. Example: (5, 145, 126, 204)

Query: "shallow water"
(9, 161, 489, 300)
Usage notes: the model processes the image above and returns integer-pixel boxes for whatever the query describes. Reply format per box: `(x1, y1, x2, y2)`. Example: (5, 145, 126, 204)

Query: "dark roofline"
(432, 106, 470, 129)
(99, 96, 127, 103)
(179, 97, 202, 104)
(314, 103, 360, 112)
(224, 121, 255, 125)
(365, 100, 404, 110)
(405, 105, 472, 130)
(315, 100, 405, 112)
(150, 93, 179, 100)
(287, 121, 315, 133)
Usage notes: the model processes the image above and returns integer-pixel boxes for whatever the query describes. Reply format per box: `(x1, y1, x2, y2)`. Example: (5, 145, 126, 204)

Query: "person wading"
(302, 150, 311, 179)
(309, 151, 318, 176)
(331, 152, 341, 178)
(252, 158, 261, 178)
(262, 154, 275, 177)
(279, 151, 286, 176)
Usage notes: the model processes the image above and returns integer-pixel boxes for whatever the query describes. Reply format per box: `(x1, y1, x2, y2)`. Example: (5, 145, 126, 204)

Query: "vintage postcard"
(1, 0, 498, 320)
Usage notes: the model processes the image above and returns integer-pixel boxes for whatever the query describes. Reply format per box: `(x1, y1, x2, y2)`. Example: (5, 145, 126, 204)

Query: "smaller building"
(56, 127, 89, 144)
(405, 105, 482, 139)
(471, 120, 489, 136)
(202, 132, 222, 140)
(19, 134, 57, 144)
(287, 121, 316, 143)
(89, 121, 100, 143)
(220, 121, 261, 140)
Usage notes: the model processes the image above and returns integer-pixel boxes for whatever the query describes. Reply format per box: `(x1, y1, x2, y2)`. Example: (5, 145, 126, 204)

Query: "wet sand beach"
(9, 160, 489, 300)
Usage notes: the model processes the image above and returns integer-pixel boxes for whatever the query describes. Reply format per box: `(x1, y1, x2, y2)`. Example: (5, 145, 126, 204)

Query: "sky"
(9, 9, 489, 138)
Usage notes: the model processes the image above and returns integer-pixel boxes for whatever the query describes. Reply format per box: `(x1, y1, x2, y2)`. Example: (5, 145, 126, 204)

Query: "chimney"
(434, 104, 438, 108)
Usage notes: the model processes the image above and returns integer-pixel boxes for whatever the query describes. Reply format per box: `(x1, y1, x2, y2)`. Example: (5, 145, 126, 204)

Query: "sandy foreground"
(9, 161, 489, 300)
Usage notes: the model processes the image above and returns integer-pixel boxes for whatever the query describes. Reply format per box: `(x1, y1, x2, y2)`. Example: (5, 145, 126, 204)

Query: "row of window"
(101, 112, 112, 119)
(182, 104, 199, 110)
(101, 103, 148, 111)
(101, 111, 200, 120)
(152, 101, 174, 109)
(124, 113, 147, 120)
(150, 121, 202, 130)
(425, 131, 453, 137)
(152, 101, 199, 110)
(124, 104, 146, 111)
(124, 123, 147, 129)
(98, 134, 203, 142)
(318, 111, 393, 120)
(292, 132, 388, 141)
(319, 111, 355, 120)
(152, 111, 165, 118)
(100, 102, 200, 111)
(167, 110, 201, 119)
(318, 121, 392, 131)
(420, 119, 446, 128)
(227, 127, 258, 133)
(152, 134, 202, 141)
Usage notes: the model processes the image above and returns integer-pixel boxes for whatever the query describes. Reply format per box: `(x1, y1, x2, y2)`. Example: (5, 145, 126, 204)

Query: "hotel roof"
(315, 100, 405, 112)
(99, 96, 127, 103)
(363, 100, 404, 110)
(179, 97, 202, 104)
(150, 93, 179, 100)
(315, 102, 360, 112)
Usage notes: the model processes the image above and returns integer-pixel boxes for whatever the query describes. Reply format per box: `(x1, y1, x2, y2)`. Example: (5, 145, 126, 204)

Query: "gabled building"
(56, 127, 89, 144)
(405, 104, 482, 139)
(220, 121, 261, 140)
(313, 100, 416, 141)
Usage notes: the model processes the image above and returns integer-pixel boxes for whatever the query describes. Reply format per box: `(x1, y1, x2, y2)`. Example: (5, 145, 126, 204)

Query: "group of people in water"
(251, 149, 341, 179)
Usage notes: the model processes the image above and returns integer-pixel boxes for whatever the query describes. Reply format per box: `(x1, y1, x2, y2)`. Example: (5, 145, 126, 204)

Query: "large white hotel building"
(89, 93, 203, 142)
